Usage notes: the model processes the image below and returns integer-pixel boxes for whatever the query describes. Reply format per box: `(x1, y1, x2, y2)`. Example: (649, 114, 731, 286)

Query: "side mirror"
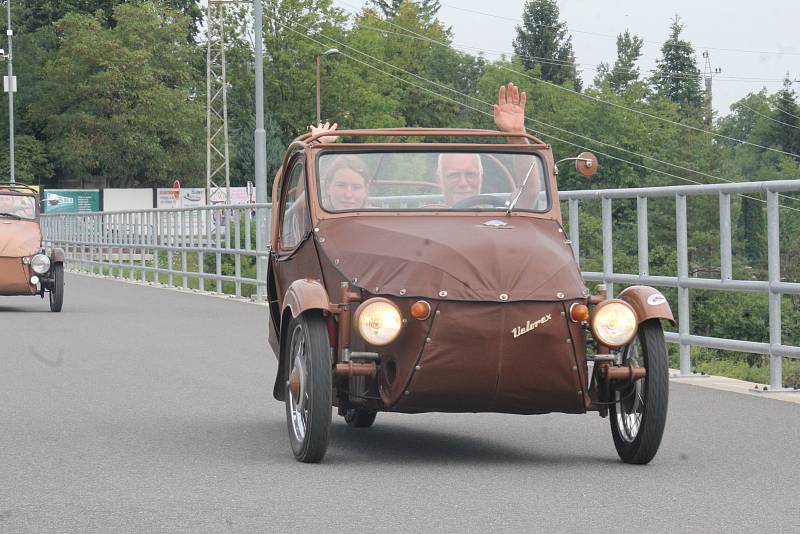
(575, 152, 598, 177)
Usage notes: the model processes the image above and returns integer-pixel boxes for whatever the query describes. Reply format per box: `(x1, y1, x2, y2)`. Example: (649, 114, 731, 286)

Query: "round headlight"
(31, 254, 51, 274)
(355, 298, 403, 346)
(590, 300, 638, 348)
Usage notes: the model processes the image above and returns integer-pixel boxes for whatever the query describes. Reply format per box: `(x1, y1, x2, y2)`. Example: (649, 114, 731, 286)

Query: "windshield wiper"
(0, 211, 22, 220)
(505, 159, 537, 216)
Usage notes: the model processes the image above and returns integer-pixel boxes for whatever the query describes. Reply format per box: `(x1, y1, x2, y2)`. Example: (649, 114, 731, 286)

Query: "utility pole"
(206, 1, 233, 204)
(5, 0, 15, 184)
(702, 51, 721, 128)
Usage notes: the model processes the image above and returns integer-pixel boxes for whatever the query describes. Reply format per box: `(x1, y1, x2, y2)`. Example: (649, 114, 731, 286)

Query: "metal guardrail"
(560, 179, 800, 390)
(42, 179, 800, 389)
(42, 204, 272, 299)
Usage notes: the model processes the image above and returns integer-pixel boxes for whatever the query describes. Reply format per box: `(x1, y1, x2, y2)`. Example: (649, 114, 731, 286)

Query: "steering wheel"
(451, 194, 508, 209)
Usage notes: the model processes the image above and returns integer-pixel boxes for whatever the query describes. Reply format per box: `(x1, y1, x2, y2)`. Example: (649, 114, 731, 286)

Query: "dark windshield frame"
(315, 147, 550, 214)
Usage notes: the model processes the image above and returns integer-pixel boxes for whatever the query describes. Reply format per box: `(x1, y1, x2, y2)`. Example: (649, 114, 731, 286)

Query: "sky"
(331, 0, 800, 116)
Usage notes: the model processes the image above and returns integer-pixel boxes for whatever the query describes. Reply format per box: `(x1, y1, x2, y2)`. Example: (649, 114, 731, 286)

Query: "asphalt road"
(1, 274, 799, 533)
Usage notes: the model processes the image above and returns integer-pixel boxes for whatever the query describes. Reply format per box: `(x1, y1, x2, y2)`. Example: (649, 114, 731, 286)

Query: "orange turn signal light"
(570, 303, 590, 322)
(410, 300, 432, 321)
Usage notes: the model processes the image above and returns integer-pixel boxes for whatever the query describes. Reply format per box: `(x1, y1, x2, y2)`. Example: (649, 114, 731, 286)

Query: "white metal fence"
(560, 179, 800, 390)
(42, 204, 272, 298)
(42, 180, 800, 389)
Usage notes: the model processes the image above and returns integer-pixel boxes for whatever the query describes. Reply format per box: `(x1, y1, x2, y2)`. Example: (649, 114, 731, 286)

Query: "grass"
(668, 347, 800, 388)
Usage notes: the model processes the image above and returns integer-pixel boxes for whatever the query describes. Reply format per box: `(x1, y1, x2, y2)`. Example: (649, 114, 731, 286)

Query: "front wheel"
(610, 319, 669, 464)
(49, 263, 64, 313)
(284, 312, 332, 463)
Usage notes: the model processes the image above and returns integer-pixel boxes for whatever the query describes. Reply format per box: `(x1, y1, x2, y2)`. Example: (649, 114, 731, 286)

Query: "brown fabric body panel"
(0, 258, 35, 295)
(618, 285, 675, 325)
(0, 220, 41, 257)
(391, 301, 587, 414)
(273, 236, 324, 310)
(317, 216, 586, 302)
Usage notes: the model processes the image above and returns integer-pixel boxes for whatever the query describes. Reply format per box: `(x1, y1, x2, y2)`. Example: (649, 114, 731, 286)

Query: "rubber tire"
(49, 263, 64, 313)
(610, 319, 669, 465)
(344, 409, 377, 428)
(284, 312, 332, 463)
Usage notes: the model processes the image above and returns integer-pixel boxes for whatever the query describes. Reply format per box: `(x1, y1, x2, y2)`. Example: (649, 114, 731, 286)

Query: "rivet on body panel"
(399, 289, 407, 295)
(334, 259, 340, 265)
(314, 227, 319, 233)
(577, 390, 583, 396)
(352, 277, 358, 283)
(560, 311, 566, 316)
(435, 310, 441, 315)
(572, 365, 578, 371)
(566, 338, 572, 343)
(404, 390, 410, 396)
(558, 228, 563, 233)
(425, 337, 432, 343)
(499, 293, 509, 301)
(319, 237, 325, 243)
(556, 291, 565, 299)
(438, 290, 448, 298)
(415, 365, 422, 371)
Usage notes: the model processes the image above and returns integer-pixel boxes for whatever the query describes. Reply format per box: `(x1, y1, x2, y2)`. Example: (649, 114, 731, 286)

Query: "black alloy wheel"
(284, 312, 332, 463)
(610, 319, 669, 464)
(343, 408, 377, 428)
(49, 263, 64, 313)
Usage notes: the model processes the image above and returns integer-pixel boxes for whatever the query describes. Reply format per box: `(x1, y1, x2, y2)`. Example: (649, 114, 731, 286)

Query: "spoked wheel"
(610, 319, 669, 464)
(49, 263, 64, 313)
(343, 408, 377, 428)
(284, 312, 332, 463)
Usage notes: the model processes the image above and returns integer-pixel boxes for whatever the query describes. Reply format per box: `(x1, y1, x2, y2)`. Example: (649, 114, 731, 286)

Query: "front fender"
(272, 279, 334, 401)
(282, 278, 333, 319)
(49, 247, 66, 263)
(618, 285, 675, 325)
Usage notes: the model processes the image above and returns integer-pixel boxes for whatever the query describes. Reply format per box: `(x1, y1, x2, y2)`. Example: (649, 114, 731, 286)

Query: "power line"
(264, 13, 800, 213)
(437, 2, 800, 58)
(339, 8, 800, 162)
(775, 105, 800, 122)
(737, 102, 800, 130)
(354, 21, 796, 84)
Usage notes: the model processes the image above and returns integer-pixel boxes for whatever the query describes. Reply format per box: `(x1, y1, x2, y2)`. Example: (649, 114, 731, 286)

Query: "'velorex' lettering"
(511, 313, 552, 339)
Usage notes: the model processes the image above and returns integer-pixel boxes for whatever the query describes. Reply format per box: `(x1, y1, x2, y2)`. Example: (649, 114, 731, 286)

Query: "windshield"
(0, 193, 36, 220)
(317, 150, 548, 212)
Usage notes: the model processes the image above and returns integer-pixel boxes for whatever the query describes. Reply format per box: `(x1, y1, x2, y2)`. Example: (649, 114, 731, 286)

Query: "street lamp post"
(254, 0, 267, 301)
(315, 48, 339, 125)
(5, 0, 14, 184)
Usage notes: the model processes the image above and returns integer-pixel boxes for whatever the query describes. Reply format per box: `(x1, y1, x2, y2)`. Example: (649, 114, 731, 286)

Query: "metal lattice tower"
(206, 1, 232, 204)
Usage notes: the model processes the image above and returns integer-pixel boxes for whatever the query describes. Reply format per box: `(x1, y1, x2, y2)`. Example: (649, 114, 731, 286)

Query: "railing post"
(568, 198, 580, 264)
(601, 197, 613, 297)
(676, 193, 691, 376)
(767, 190, 783, 390)
(637, 196, 648, 276)
(719, 192, 732, 282)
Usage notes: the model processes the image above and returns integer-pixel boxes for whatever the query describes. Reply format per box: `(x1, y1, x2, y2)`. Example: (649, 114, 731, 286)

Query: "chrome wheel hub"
(615, 337, 645, 443)
(287, 324, 309, 442)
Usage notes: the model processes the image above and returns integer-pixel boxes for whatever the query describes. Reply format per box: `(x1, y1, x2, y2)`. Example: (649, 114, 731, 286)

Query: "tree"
(767, 76, 800, 155)
(10, 1, 202, 40)
(650, 15, 703, 114)
(513, 0, 580, 89)
(30, 2, 204, 187)
(595, 30, 644, 94)
(369, 0, 440, 21)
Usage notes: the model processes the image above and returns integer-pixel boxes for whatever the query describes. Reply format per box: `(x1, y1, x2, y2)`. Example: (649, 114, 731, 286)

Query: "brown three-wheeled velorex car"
(267, 129, 674, 464)
(0, 183, 65, 311)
